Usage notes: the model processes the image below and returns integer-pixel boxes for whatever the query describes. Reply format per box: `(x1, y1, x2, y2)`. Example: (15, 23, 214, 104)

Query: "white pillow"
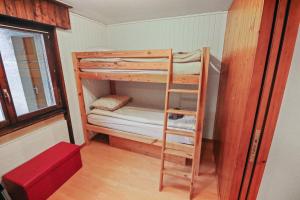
(91, 95, 131, 111)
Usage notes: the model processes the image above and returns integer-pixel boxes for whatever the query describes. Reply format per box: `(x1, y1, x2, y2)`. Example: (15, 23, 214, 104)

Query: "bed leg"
(84, 127, 91, 145)
(109, 81, 116, 95)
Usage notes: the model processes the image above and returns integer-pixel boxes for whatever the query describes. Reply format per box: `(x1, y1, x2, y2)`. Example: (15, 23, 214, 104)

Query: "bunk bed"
(72, 48, 210, 165)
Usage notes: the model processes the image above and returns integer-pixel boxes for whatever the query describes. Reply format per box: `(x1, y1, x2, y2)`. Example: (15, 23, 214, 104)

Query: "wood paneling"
(0, 0, 71, 29)
(107, 12, 227, 58)
(239, 0, 289, 198)
(107, 12, 227, 140)
(214, 0, 276, 199)
(56, 13, 108, 144)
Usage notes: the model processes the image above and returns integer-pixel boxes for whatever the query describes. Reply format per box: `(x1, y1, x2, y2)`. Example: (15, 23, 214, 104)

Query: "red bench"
(3, 142, 82, 200)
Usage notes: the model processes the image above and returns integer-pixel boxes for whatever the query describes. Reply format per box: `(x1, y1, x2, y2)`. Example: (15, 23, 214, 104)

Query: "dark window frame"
(0, 16, 73, 141)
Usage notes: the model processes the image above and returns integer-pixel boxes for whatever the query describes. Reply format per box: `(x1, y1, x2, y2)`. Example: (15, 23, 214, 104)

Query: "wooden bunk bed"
(73, 47, 210, 199)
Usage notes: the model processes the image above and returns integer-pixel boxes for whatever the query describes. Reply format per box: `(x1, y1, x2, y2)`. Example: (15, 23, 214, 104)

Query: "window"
(0, 23, 63, 134)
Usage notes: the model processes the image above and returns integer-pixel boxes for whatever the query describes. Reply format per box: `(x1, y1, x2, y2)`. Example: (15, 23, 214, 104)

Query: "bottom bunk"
(87, 104, 195, 144)
(85, 104, 201, 165)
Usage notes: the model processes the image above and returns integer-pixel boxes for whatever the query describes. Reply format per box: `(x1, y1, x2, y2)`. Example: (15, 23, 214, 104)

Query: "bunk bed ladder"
(159, 48, 208, 200)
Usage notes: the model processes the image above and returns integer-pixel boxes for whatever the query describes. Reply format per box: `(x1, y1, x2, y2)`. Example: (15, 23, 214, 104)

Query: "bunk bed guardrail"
(73, 49, 204, 85)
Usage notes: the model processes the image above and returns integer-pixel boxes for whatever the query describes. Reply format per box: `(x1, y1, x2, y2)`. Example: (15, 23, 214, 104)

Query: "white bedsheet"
(87, 105, 195, 144)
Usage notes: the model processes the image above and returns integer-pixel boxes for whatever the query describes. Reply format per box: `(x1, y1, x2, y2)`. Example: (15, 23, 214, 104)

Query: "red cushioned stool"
(3, 142, 82, 200)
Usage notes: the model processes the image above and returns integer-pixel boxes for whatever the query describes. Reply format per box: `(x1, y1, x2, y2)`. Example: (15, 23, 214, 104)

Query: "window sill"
(0, 109, 66, 140)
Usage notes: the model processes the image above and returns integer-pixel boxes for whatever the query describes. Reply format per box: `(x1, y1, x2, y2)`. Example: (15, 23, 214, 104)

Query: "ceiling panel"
(59, 0, 232, 24)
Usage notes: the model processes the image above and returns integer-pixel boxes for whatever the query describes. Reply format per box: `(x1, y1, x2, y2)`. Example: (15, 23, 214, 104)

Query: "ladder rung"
(166, 129, 194, 138)
(167, 109, 196, 116)
(164, 148, 193, 159)
(168, 89, 198, 94)
(163, 168, 191, 180)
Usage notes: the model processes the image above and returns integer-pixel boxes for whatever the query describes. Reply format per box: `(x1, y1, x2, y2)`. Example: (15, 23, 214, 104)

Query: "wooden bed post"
(109, 81, 116, 95)
(195, 47, 210, 176)
(72, 53, 90, 144)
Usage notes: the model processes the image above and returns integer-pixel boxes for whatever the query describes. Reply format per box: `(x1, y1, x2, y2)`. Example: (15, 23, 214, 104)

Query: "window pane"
(0, 102, 5, 121)
(0, 28, 56, 116)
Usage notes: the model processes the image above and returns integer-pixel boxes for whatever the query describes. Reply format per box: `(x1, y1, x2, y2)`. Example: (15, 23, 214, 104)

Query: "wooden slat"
(78, 72, 199, 85)
(163, 168, 191, 180)
(86, 124, 157, 144)
(166, 129, 194, 138)
(33, 0, 42, 22)
(14, 0, 27, 19)
(4, 0, 16, 16)
(168, 89, 198, 94)
(40, 0, 50, 24)
(73, 53, 90, 144)
(164, 148, 193, 159)
(79, 61, 169, 70)
(0, 0, 6, 14)
(75, 49, 171, 59)
(85, 123, 194, 154)
(161, 141, 194, 154)
(54, 3, 63, 28)
(109, 136, 188, 165)
(47, 1, 56, 25)
(23, 0, 34, 20)
(58, 2, 70, 29)
(167, 109, 196, 116)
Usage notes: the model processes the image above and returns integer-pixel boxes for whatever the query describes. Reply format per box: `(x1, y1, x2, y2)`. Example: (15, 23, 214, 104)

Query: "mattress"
(80, 49, 202, 75)
(87, 105, 195, 144)
(81, 62, 201, 75)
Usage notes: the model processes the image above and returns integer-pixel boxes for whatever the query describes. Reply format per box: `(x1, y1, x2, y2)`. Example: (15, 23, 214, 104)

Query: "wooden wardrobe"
(214, 0, 300, 199)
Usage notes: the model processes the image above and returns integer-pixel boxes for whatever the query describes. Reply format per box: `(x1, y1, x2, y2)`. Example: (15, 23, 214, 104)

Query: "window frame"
(0, 80, 10, 129)
(0, 18, 66, 136)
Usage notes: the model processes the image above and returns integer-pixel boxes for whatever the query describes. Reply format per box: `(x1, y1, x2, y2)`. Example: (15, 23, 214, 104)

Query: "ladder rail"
(194, 47, 210, 177)
(189, 48, 205, 198)
(159, 49, 173, 191)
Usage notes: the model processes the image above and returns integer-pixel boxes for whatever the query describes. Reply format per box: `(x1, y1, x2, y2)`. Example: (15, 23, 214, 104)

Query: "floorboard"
(49, 140, 219, 200)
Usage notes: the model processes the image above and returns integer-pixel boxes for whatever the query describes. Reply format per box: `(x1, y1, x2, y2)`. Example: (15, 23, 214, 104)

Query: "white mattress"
(81, 62, 201, 75)
(87, 105, 195, 144)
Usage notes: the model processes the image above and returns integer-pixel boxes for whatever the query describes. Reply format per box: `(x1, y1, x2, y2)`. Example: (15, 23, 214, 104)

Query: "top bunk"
(72, 47, 210, 85)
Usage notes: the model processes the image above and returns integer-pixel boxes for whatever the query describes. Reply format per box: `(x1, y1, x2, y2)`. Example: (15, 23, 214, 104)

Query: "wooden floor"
(49, 140, 219, 200)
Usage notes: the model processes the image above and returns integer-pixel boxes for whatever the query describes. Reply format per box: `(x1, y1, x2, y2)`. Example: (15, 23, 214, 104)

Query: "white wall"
(107, 12, 227, 138)
(0, 119, 69, 178)
(258, 28, 300, 200)
(56, 13, 110, 145)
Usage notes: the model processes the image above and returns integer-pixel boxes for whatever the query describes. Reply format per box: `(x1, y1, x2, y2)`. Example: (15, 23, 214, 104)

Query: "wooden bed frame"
(72, 48, 210, 164)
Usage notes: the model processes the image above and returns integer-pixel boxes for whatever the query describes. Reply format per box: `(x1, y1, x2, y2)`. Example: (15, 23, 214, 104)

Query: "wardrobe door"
(214, 0, 277, 199)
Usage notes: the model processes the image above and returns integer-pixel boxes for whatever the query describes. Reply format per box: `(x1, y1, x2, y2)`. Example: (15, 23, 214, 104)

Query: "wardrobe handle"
(2, 89, 11, 104)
